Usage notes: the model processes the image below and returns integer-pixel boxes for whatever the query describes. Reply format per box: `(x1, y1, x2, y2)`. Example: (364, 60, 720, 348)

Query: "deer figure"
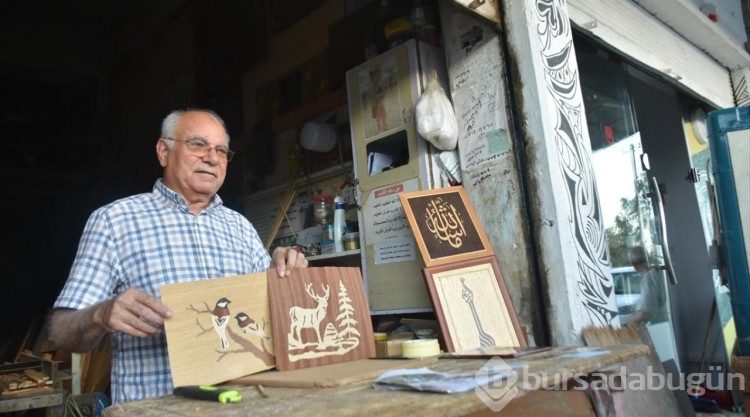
(289, 283, 330, 345)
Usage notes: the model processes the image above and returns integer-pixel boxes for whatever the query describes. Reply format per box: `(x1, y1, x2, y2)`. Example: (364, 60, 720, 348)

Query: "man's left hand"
(272, 246, 308, 277)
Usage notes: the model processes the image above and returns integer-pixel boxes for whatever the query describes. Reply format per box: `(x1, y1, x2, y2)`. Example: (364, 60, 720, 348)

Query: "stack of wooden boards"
(1, 369, 53, 394)
(0, 361, 54, 399)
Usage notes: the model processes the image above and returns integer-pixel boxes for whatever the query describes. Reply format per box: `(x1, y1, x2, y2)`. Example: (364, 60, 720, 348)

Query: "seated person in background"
(628, 245, 668, 327)
(47, 108, 308, 404)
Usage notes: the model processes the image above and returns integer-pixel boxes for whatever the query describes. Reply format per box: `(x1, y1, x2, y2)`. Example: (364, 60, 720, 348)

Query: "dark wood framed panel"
(399, 186, 493, 267)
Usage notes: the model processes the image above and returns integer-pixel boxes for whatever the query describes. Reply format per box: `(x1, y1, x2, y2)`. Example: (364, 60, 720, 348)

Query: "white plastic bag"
(415, 70, 458, 151)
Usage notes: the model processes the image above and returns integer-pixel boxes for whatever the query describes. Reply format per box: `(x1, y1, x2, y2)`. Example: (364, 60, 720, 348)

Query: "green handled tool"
(173, 385, 242, 403)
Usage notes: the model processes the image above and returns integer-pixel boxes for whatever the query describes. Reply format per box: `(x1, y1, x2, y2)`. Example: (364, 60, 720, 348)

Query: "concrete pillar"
(438, 4, 544, 345)
(500, 0, 618, 345)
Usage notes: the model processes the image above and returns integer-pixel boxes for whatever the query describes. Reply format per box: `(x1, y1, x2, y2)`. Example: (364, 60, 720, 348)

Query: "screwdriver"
(173, 385, 242, 403)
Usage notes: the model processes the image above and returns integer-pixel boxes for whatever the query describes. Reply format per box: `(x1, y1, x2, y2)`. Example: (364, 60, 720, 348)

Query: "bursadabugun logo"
(474, 356, 519, 412)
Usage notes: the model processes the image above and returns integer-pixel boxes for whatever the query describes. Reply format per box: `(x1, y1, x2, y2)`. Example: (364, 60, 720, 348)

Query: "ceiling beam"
(632, 0, 750, 70)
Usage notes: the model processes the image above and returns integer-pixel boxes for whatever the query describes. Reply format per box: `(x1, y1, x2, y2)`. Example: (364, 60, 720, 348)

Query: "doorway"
(575, 33, 729, 376)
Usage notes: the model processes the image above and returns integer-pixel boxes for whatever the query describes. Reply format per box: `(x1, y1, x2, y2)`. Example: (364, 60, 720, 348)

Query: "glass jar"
(312, 194, 333, 226)
(342, 232, 360, 251)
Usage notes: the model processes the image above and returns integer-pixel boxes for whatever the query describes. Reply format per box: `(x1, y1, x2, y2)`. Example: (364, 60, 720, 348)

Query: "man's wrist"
(92, 301, 112, 332)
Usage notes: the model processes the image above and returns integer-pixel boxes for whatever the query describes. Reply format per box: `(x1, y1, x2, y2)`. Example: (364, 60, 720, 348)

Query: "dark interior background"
(0, 0, 338, 361)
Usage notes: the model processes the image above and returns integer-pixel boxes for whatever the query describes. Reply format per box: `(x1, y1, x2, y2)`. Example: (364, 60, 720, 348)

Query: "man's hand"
(94, 288, 173, 337)
(271, 246, 308, 277)
(49, 288, 173, 352)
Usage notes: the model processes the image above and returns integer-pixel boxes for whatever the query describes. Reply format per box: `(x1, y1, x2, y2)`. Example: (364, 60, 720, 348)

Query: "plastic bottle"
(333, 196, 346, 252)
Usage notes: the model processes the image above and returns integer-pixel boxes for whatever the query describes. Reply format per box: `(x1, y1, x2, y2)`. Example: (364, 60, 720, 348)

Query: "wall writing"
(450, 32, 512, 171)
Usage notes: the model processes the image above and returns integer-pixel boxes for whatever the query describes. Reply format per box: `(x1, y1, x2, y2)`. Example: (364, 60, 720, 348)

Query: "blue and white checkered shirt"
(54, 179, 271, 404)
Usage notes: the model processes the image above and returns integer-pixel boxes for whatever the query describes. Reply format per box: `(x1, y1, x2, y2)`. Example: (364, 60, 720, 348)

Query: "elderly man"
(48, 109, 307, 403)
(628, 245, 668, 327)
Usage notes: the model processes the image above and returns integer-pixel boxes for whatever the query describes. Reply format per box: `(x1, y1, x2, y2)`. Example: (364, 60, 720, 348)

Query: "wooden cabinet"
(346, 40, 449, 314)
(243, 40, 449, 316)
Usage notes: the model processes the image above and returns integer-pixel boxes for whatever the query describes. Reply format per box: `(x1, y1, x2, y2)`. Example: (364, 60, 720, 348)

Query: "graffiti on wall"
(535, 0, 617, 325)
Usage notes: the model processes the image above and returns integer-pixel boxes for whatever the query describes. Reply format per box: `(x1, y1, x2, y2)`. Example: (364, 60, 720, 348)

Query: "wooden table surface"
(103, 344, 650, 417)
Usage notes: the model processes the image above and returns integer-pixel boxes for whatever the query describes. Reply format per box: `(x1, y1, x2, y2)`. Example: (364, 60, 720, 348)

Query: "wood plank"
(267, 267, 375, 371)
(161, 273, 275, 388)
(466, 389, 595, 417)
(449, 0, 501, 25)
(101, 345, 659, 417)
(17, 380, 37, 389)
(230, 358, 435, 388)
(2, 385, 52, 398)
(24, 369, 49, 383)
(0, 388, 63, 412)
(81, 337, 111, 393)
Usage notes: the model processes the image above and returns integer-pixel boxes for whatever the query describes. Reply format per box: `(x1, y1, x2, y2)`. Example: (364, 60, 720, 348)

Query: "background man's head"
(628, 245, 650, 273)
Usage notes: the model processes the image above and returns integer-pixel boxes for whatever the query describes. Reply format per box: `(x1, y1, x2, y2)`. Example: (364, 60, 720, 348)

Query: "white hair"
(160, 109, 229, 148)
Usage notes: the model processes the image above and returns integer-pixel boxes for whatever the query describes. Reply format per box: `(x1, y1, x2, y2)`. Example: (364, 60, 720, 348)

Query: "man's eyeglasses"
(163, 137, 235, 162)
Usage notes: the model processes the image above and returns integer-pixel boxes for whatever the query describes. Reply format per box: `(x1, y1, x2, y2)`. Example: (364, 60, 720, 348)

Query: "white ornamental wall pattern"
(535, 0, 617, 324)
(733, 69, 750, 107)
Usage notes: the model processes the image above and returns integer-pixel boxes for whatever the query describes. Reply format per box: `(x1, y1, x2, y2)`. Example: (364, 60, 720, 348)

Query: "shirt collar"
(153, 179, 224, 213)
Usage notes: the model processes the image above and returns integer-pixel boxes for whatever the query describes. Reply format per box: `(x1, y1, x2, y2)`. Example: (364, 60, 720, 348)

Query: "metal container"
(342, 232, 360, 250)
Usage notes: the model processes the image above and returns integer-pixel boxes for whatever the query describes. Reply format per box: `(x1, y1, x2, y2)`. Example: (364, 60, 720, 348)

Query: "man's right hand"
(49, 288, 174, 352)
(94, 288, 173, 338)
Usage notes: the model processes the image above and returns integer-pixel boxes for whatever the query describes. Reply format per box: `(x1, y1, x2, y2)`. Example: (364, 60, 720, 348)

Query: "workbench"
(0, 355, 64, 416)
(102, 344, 681, 417)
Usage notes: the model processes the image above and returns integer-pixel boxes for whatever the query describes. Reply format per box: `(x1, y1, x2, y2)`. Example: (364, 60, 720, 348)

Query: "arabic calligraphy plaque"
(399, 186, 493, 267)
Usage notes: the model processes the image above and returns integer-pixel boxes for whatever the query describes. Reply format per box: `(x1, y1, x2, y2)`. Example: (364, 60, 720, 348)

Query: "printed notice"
(374, 238, 417, 265)
(364, 178, 419, 245)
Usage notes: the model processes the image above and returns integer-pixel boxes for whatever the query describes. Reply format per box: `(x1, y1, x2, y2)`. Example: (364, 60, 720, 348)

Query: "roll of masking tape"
(400, 339, 440, 358)
(373, 332, 388, 342)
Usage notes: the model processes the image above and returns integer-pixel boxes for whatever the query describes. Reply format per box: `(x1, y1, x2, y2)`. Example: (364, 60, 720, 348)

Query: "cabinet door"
(359, 179, 432, 312)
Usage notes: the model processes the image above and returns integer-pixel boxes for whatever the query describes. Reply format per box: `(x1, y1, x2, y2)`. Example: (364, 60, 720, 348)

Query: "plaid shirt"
(54, 179, 271, 404)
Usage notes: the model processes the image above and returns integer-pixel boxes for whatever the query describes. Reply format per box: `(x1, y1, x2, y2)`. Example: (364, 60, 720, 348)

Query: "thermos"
(333, 196, 346, 252)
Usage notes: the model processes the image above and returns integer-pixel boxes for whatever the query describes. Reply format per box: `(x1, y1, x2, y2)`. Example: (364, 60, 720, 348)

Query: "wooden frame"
(399, 186, 493, 267)
(161, 273, 275, 387)
(267, 267, 375, 371)
(422, 256, 525, 352)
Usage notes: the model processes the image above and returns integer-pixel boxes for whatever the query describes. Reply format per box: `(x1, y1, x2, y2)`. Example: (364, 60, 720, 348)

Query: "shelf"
(242, 162, 353, 202)
(271, 89, 348, 135)
(307, 249, 361, 262)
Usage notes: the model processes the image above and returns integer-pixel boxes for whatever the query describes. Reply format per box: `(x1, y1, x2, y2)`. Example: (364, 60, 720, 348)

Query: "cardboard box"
(375, 340, 403, 358)
(320, 240, 335, 254)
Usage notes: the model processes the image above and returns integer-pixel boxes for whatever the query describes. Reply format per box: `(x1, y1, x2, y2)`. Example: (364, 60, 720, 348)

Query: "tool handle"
(173, 385, 242, 403)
